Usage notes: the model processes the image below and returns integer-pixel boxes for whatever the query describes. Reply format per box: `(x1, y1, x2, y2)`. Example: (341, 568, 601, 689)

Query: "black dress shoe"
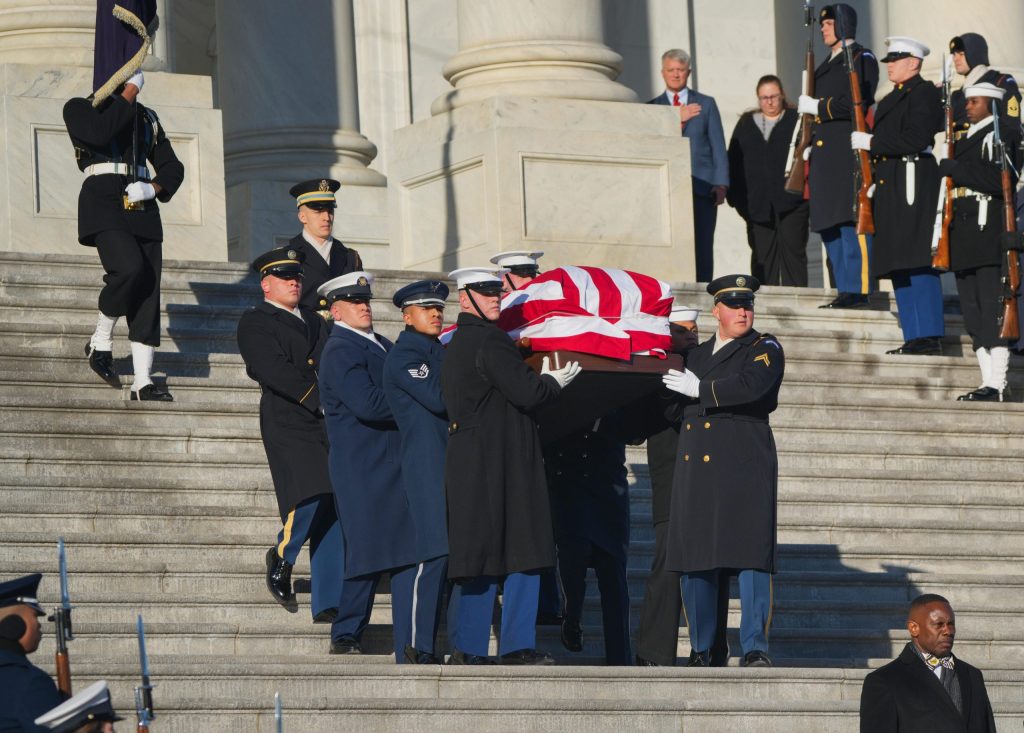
(329, 636, 362, 655)
(886, 337, 942, 356)
(447, 649, 496, 665)
(819, 293, 870, 309)
(560, 619, 583, 652)
(687, 650, 710, 667)
(634, 654, 660, 666)
(130, 383, 174, 401)
(500, 648, 556, 665)
(741, 650, 772, 667)
(710, 642, 730, 667)
(956, 386, 1005, 402)
(404, 645, 442, 664)
(85, 342, 120, 387)
(312, 608, 338, 624)
(265, 548, 297, 612)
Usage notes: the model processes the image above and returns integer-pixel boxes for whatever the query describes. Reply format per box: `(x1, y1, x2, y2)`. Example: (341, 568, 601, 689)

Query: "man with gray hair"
(649, 48, 729, 282)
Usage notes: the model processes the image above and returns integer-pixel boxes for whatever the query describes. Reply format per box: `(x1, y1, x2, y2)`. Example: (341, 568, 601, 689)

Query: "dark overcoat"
(383, 328, 449, 563)
(286, 234, 363, 312)
(859, 642, 997, 733)
(727, 108, 806, 223)
(808, 43, 879, 232)
(946, 118, 1021, 272)
(319, 325, 418, 578)
(237, 302, 332, 520)
(666, 328, 784, 574)
(0, 643, 63, 733)
(63, 95, 184, 245)
(951, 68, 1022, 135)
(869, 74, 943, 277)
(440, 312, 560, 579)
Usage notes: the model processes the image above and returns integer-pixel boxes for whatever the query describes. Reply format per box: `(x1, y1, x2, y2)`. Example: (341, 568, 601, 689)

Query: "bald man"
(859, 594, 996, 732)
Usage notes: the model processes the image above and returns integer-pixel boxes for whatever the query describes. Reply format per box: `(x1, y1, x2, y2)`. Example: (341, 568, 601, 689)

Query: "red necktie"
(672, 93, 680, 106)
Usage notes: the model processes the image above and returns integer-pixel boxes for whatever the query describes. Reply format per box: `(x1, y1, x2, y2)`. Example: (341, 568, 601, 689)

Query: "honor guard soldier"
(35, 680, 122, 733)
(65, 0, 184, 401)
(949, 33, 1021, 138)
(441, 267, 581, 665)
(286, 179, 363, 313)
(852, 37, 945, 355)
(0, 574, 64, 731)
(798, 4, 879, 309)
(490, 250, 544, 294)
(236, 247, 345, 624)
(662, 276, 785, 667)
(318, 272, 421, 661)
(939, 82, 1022, 401)
(382, 279, 452, 664)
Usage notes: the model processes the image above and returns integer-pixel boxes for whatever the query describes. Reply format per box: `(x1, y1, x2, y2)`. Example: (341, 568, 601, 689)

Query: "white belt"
(951, 187, 993, 228)
(84, 163, 150, 179)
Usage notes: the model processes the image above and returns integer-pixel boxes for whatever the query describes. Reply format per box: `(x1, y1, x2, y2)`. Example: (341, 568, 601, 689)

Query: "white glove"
(802, 146, 812, 161)
(126, 71, 144, 92)
(867, 183, 876, 199)
(851, 131, 873, 151)
(797, 95, 819, 116)
(124, 181, 156, 203)
(541, 356, 582, 389)
(662, 368, 700, 398)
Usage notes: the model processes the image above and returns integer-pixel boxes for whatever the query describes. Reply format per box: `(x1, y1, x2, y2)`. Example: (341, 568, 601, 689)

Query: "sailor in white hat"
(447, 267, 506, 322)
(489, 251, 544, 293)
(35, 680, 123, 732)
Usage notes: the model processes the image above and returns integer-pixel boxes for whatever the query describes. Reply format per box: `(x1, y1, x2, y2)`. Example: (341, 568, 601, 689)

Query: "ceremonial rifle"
(784, 0, 815, 194)
(993, 102, 1022, 340)
(837, 13, 874, 234)
(931, 55, 955, 271)
(48, 538, 74, 696)
(134, 615, 155, 733)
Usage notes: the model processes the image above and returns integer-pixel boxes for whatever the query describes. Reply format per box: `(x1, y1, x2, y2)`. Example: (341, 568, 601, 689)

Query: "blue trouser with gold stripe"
(449, 571, 540, 657)
(821, 224, 873, 295)
(276, 494, 344, 620)
(682, 569, 772, 655)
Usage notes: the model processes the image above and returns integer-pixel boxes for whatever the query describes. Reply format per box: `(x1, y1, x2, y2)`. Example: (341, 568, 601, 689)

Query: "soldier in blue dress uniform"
(318, 272, 420, 661)
(382, 280, 452, 664)
(662, 275, 785, 667)
(0, 574, 64, 731)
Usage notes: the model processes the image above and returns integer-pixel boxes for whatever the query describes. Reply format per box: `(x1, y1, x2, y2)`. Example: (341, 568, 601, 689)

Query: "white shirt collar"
(712, 332, 734, 354)
(335, 319, 385, 351)
(964, 64, 990, 87)
(302, 229, 334, 263)
(264, 298, 303, 321)
(830, 39, 855, 60)
(967, 115, 994, 138)
(665, 88, 688, 105)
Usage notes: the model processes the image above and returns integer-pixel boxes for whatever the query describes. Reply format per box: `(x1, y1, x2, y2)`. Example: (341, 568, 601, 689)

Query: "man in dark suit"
(285, 179, 363, 313)
(0, 574, 64, 731)
(318, 272, 420, 662)
(662, 275, 784, 668)
(236, 246, 344, 627)
(860, 594, 997, 732)
(649, 49, 729, 282)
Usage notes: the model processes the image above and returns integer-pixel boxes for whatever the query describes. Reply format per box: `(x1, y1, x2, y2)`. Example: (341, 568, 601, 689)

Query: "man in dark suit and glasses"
(860, 594, 997, 732)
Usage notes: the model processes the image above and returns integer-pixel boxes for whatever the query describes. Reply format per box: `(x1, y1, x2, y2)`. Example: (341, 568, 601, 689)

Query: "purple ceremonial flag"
(92, 0, 157, 96)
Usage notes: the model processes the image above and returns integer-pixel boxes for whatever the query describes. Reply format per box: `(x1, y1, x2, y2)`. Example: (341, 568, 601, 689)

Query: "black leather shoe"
(447, 649, 495, 665)
(560, 619, 583, 652)
(329, 636, 362, 655)
(500, 648, 556, 665)
(886, 337, 942, 355)
(404, 645, 442, 664)
(741, 650, 772, 667)
(85, 342, 120, 387)
(312, 608, 338, 624)
(957, 386, 1005, 402)
(710, 641, 730, 667)
(265, 548, 297, 612)
(635, 654, 660, 666)
(687, 650, 710, 667)
(819, 293, 870, 309)
(130, 383, 174, 401)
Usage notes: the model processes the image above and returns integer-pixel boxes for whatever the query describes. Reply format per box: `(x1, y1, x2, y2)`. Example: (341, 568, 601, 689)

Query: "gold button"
(684, 454, 690, 461)
(879, 179, 885, 184)
(816, 140, 823, 147)
(704, 422, 711, 429)
(308, 358, 314, 365)
(703, 455, 710, 463)
(320, 298, 327, 306)
(686, 423, 691, 430)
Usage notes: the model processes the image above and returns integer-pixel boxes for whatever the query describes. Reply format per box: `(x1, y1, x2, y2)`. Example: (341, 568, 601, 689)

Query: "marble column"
(0, 0, 95, 66)
(432, 0, 636, 114)
(215, 0, 388, 263)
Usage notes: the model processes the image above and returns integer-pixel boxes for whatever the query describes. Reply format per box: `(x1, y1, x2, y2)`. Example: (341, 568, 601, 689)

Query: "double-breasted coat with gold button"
(666, 329, 785, 574)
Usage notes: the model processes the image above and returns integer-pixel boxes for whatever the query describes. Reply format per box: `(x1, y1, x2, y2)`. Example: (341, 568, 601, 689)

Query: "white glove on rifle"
(802, 146, 812, 162)
(797, 94, 819, 116)
(851, 131, 873, 151)
(126, 71, 144, 92)
(124, 181, 156, 203)
(541, 356, 582, 389)
(662, 368, 700, 398)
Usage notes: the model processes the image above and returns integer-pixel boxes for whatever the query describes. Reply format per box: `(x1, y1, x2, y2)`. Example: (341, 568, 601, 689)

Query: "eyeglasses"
(758, 94, 782, 102)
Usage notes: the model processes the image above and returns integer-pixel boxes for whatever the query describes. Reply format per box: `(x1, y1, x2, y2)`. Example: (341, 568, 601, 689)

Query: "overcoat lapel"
(899, 645, 965, 722)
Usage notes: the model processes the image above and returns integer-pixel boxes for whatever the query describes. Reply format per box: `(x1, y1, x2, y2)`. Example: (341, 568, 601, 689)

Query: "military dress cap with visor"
(34, 680, 123, 732)
(252, 246, 305, 279)
(448, 267, 506, 297)
(707, 274, 760, 307)
(949, 33, 989, 68)
(964, 81, 1006, 101)
(489, 250, 544, 277)
(317, 271, 374, 303)
(880, 36, 929, 63)
(0, 573, 45, 615)
(819, 4, 857, 37)
(289, 178, 340, 210)
(392, 280, 449, 309)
